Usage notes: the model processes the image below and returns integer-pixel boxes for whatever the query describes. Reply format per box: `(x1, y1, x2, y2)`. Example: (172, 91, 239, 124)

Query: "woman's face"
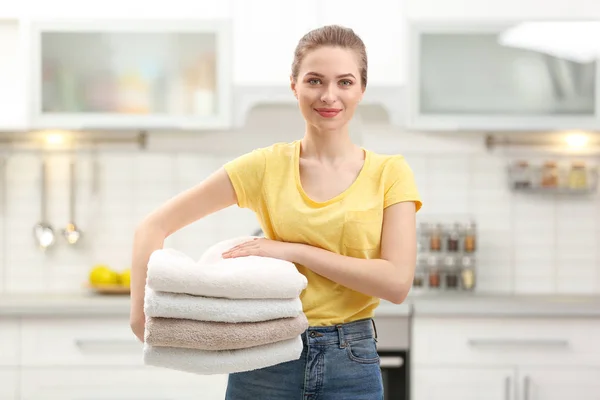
(291, 46, 364, 133)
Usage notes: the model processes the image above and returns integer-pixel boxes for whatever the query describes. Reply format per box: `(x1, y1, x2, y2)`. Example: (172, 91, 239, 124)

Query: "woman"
(130, 25, 422, 399)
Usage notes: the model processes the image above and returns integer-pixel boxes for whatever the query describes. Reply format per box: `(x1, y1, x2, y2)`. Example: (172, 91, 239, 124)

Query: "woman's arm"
(223, 201, 417, 304)
(289, 201, 417, 304)
(129, 168, 237, 341)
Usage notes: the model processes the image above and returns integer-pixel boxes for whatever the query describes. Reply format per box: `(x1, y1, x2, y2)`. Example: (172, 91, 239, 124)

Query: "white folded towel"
(143, 335, 304, 375)
(144, 287, 304, 323)
(146, 236, 308, 299)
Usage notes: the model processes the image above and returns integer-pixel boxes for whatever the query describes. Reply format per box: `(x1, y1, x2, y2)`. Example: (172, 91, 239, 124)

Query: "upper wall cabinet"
(29, 19, 233, 131)
(0, 19, 27, 131)
(407, 22, 600, 132)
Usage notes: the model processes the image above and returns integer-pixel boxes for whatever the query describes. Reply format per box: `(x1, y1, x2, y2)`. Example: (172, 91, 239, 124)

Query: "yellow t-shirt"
(224, 140, 422, 326)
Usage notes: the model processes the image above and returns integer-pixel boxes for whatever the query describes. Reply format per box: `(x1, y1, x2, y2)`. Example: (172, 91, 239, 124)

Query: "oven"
(374, 311, 411, 400)
(380, 350, 409, 400)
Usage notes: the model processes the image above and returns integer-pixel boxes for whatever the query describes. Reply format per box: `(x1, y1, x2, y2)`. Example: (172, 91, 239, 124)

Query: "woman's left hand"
(221, 238, 295, 261)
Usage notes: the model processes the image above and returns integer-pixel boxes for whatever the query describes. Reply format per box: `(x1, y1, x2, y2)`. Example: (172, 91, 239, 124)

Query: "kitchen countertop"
(1, 291, 599, 318)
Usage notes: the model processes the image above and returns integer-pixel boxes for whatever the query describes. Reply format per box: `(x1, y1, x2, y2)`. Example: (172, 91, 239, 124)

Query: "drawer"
(0, 319, 20, 366)
(21, 367, 228, 400)
(413, 317, 600, 367)
(20, 317, 142, 366)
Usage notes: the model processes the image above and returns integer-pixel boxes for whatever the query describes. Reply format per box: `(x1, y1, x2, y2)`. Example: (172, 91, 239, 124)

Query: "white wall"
(0, 105, 598, 295)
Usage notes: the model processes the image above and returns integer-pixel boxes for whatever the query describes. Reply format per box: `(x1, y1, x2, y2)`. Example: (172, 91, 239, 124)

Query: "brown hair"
(291, 25, 368, 88)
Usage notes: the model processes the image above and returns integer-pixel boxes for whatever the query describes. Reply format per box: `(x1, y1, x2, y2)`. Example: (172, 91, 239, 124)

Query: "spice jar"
(541, 161, 559, 188)
(568, 161, 588, 190)
(511, 160, 532, 189)
(417, 223, 431, 253)
(413, 254, 426, 289)
(427, 255, 441, 289)
(463, 222, 476, 253)
(460, 255, 476, 290)
(447, 223, 460, 252)
(444, 255, 459, 289)
(429, 223, 443, 252)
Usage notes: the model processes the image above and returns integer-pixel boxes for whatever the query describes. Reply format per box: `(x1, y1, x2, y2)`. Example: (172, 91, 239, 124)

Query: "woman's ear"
(290, 76, 297, 98)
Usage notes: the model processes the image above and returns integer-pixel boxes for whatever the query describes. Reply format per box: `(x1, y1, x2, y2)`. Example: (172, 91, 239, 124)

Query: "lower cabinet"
(413, 366, 600, 400)
(20, 367, 228, 400)
(0, 368, 19, 400)
(413, 367, 514, 400)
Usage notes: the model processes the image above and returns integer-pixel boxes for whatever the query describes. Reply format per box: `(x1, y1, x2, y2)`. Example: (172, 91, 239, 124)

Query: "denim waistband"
(303, 318, 377, 346)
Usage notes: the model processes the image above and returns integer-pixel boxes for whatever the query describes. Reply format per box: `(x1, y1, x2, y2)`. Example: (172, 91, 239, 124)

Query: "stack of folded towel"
(143, 236, 309, 375)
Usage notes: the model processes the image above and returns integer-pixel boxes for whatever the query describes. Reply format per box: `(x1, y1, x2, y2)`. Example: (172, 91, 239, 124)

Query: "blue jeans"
(225, 318, 383, 400)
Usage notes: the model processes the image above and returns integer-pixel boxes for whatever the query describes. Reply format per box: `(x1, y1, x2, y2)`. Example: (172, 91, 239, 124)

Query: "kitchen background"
(2, 0, 600, 399)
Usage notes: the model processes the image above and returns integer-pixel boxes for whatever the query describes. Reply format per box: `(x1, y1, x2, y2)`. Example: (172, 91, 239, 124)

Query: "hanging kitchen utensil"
(62, 158, 82, 245)
(33, 159, 56, 251)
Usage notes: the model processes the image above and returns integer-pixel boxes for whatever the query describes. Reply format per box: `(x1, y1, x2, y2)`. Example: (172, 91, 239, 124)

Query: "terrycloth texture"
(145, 314, 309, 350)
(146, 236, 308, 299)
(144, 287, 304, 323)
(143, 335, 304, 375)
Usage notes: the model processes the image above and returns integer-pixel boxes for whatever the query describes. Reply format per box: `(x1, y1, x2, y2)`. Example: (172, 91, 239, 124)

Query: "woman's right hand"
(128, 168, 239, 343)
(130, 312, 146, 342)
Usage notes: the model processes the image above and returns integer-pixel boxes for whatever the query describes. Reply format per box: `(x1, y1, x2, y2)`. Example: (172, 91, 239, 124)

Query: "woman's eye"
(339, 80, 353, 86)
(308, 78, 321, 85)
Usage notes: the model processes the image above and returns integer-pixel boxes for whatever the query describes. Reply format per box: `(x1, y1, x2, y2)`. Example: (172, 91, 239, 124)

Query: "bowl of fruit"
(85, 264, 131, 295)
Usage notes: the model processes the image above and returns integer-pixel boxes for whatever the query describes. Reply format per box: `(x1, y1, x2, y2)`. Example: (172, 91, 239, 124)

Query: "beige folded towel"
(145, 314, 308, 351)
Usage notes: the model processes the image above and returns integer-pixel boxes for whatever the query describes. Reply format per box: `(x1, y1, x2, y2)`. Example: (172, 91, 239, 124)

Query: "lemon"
(119, 269, 131, 287)
(89, 265, 119, 286)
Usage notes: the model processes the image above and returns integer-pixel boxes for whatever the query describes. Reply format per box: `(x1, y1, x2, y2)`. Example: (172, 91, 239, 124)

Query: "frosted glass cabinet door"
(408, 24, 600, 131)
(29, 20, 232, 130)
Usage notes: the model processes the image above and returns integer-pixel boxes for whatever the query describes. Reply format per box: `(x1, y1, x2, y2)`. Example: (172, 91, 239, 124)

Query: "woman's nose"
(320, 85, 337, 104)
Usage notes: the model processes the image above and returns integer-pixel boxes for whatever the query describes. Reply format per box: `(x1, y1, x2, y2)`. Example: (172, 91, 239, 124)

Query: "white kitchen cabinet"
(0, 368, 19, 399)
(231, 0, 319, 85)
(0, 19, 28, 131)
(20, 368, 228, 400)
(20, 317, 143, 366)
(319, 0, 407, 86)
(413, 367, 514, 400)
(28, 19, 233, 130)
(407, 22, 600, 131)
(518, 367, 600, 400)
(413, 317, 600, 400)
(0, 319, 20, 366)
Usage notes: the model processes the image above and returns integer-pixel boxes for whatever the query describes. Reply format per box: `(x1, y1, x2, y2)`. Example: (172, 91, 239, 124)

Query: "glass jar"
(568, 161, 588, 190)
(444, 255, 460, 289)
(427, 255, 441, 289)
(541, 161, 559, 188)
(463, 222, 476, 253)
(460, 255, 476, 291)
(511, 160, 532, 189)
(417, 222, 431, 253)
(413, 254, 427, 289)
(429, 224, 443, 252)
(447, 223, 460, 252)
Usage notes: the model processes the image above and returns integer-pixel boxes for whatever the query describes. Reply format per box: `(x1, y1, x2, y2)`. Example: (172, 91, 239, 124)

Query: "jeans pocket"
(346, 337, 380, 364)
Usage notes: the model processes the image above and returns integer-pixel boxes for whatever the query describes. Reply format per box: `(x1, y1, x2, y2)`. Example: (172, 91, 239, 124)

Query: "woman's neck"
(301, 124, 361, 163)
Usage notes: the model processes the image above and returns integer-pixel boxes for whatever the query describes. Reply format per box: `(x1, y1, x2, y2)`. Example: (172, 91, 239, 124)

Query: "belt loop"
(371, 319, 378, 340)
(336, 324, 346, 348)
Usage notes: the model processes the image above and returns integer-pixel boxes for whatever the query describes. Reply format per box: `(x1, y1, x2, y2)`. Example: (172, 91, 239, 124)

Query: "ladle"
(62, 159, 82, 245)
(33, 159, 55, 251)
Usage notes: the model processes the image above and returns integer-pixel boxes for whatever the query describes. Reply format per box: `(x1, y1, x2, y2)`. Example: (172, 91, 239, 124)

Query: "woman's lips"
(314, 108, 342, 118)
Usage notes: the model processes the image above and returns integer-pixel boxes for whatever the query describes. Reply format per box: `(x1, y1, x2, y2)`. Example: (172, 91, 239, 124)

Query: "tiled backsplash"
(0, 107, 599, 295)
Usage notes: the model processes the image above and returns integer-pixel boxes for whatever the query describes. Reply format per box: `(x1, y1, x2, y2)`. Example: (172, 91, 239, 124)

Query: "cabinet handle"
(379, 356, 404, 368)
(74, 339, 140, 350)
(467, 339, 569, 348)
(504, 376, 512, 400)
(523, 376, 531, 400)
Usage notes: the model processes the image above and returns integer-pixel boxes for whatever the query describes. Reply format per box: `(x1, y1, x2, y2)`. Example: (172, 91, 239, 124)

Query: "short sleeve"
(384, 156, 422, 212)
(223, 148, 267, 211)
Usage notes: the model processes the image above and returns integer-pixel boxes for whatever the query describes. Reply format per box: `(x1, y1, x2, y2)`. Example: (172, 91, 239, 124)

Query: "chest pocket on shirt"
(342, 209, 383, 258)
